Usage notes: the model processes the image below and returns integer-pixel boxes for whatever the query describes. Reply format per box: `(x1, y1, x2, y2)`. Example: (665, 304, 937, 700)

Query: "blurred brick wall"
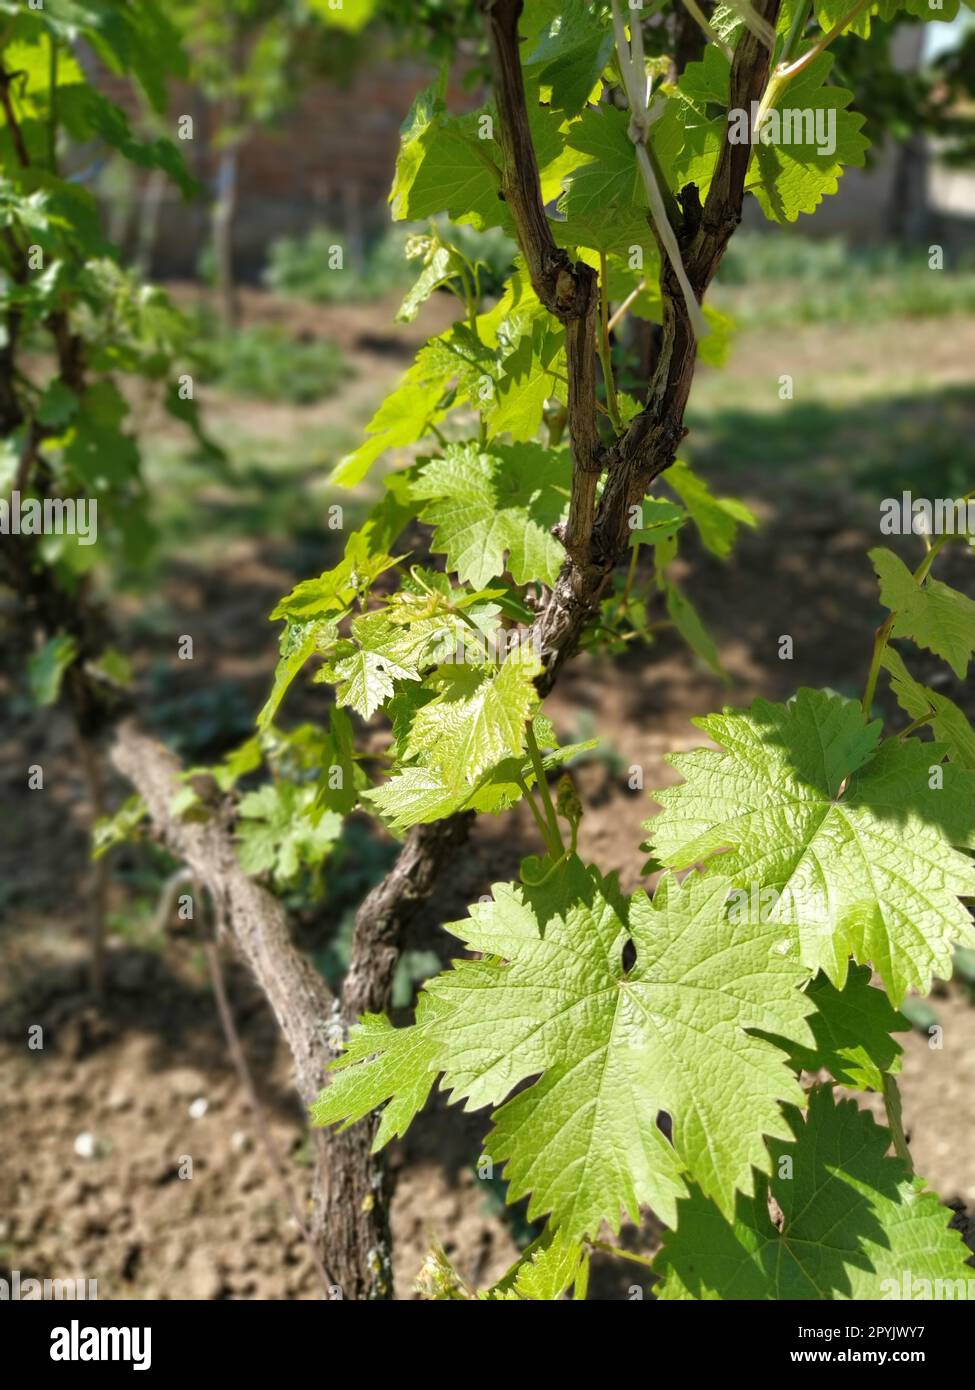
(97, 58, 457, 278)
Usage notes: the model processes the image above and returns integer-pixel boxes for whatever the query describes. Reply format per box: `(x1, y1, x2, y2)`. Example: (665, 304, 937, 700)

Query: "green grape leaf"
(485, 318, 564, 441)
(390, 85, 502, 230)
(390, 79, 569, 234)
(699, 303, 736, 367)
(552, 203, 659, 259)
(329, 337, 469, 489)
(64, 410, 139, 489)
(192, 734, 262, 794)
(813, 0, 876, 36)
(525, 0, 614, 115)
(876, 0, 963, 21)
(325, 642, 411, 720)
(882, 646, 975, 770)
(628, 497, 686, 547)
(502, 1228, 588, 1301)
(475, 259, 548, 350)
(311, 991, 452, 1149)
(87, 646, 132, 690)
(396, 235, 469, 324)
(365, 732, 597, 833)
(352, 598, 474, 678)
(468, 870, 813, 1236)
(315, 864, 814, 1238)
(271, 497, 411, 621)
(646, 688, 975, 1003)
(79, 90, 197, 198)
(3, 0, 188, 112)
(747, 56, 869, 223)
(814, 0, 963, 42)
(655, 1085, 974, 1300)
(409, 442, 569, 589)
(270, 566, 356, 623)
(317, 581, 506, 724)
(650, 45, 729, 202)
(665, 460, 757, 559)
(871, 546, 975, 679)
(258, 618, 338, 731)
(560, 105, 645, 222)
(308, 0, 375, 32)
(36, 380, 80, 428)
(331, 315, 503, 487)
(92, 794, 147, 861)
(328, 346, 451, 488)
(666, 582, 725, 677)
(26, 632, 78, 706)
(314, 706, 366, 816)
(417, 321, 498, 399)
(360, 764, 474, 829)
(1, 35, 85, 120)
(764, 965, 909, 1092)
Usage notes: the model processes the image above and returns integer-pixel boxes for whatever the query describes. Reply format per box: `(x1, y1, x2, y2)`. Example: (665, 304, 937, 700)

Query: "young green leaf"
(390, 86, 503, 230)
(650, 45, 731, 203)
(882, 646, 975, 769)
(26, 632, 78, 706)
(814, 0, 963, 41)
(408, 442, 570, 588)
(871, 546, 975, 679)
(390, 78, 569, 234)
(403, 643, 542, 789)
(325, 642, 409, 720)
(328, 330, 472, 486)
(560, 106, 645, 222)
(311, 991, 452, 1149)
(628, 498, 686, 548)
(497, 1227, 588, 1301)
(665, 582, 725, 676)
(485, 318, 564, 441)
(665, 460, 757, 560)
(364, 730, 596, 833)
(258, 619, 338, 731)
(396, 233, 470, 324)
(236, 783, 342, 888)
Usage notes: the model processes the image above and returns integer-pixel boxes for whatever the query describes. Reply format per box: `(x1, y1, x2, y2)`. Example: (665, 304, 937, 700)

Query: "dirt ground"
(2, 292, 974, 1299)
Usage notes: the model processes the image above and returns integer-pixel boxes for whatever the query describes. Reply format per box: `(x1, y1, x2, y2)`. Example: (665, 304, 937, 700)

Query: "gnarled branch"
(483, 0, 602, 560)
(111, 722, 400, 1298)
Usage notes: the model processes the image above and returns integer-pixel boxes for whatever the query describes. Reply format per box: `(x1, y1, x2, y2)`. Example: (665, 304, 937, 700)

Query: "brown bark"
(671, 0, 714, 80)
(110, 724, 471, 1298)
(483, 0, 603, 561)
(111, 727, 336, 1111)
(110, 726, 363, 1293)
(316, 810, 475, 1299)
